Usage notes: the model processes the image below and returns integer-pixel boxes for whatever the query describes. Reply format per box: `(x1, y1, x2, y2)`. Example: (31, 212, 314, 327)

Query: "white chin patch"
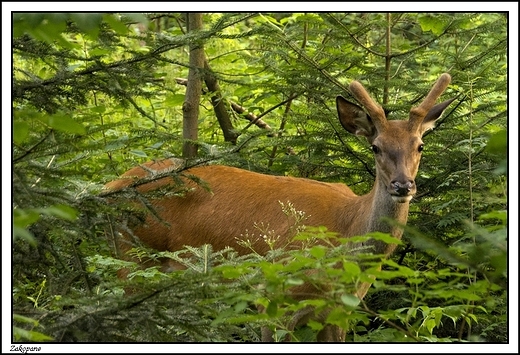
(391, 195, 413, 203)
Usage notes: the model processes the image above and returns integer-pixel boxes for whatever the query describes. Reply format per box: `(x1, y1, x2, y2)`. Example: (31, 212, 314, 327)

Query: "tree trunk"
(203, 59, 239, 144)
(182, 13, 204, 158)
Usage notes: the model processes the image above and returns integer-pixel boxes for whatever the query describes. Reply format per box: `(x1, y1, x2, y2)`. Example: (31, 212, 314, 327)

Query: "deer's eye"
(371, 145, 380, 154)
(418, 144, 424, 153)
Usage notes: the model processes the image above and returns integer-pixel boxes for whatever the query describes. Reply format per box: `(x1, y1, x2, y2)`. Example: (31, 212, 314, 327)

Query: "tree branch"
(203, 59, 239, 144)
(175, 77, 273, 132)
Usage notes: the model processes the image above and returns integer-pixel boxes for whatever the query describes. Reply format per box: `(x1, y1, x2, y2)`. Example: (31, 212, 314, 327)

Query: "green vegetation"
(12, 12, 507, 345)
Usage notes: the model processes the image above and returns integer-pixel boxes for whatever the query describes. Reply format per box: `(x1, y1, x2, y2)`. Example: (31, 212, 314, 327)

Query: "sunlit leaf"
(13, 121, 29, 145)
(40, 113, 86, 135)
(340, 294, 360, 308)
(418, 15, 447, 35)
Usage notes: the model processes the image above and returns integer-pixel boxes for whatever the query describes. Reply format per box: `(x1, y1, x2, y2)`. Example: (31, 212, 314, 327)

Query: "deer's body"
(104, 73, 455, 342)
(106, 159, 406, 257)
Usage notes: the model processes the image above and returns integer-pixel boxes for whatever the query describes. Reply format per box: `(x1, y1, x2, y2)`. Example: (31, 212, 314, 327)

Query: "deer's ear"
(336, 96, 376, 138)
(420, 98, 456, 134)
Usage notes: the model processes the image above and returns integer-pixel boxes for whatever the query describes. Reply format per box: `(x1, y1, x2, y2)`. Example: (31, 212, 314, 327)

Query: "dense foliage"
(11, 12, 508, 346)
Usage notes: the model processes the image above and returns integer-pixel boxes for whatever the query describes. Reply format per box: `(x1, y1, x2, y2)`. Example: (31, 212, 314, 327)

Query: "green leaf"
(418, 15, 447, 35)
(479, 210, 506, 223)
(89, 105, 107, 113)
(13, 209, 40, 228)
(295, 13, 323, 24)
(266, 301, 278, 317)
(13, 326, 53, 342)
(41, 113, 86, 135)
(70, 13, 103, 38)
(343, 261, 361, 276)
(485, 129, 507, 154)
(340, 294, 360, 308)
(286, 277, 304, 286)
(307, 319, 324, 331)
(13, 226, 36, 245)
(325, 307, 362, 329)
(121, 13, 149, 25)
(148, 142, 165, 149)
(103, 14, 130, 35)
(424, 318, 436, 334)
(30, 15, 67, 42)
(234, 301, 249, 313)
(129, 150, 148, 158)
(13, 121, 29, 145)
(216, 265, 243, 279)
(309, 245, 326, 259)
(13, 314, 39, 326)
(365, 232, 403, 246)
(44, 204, 79, 221)
(165, 94, 186, 106)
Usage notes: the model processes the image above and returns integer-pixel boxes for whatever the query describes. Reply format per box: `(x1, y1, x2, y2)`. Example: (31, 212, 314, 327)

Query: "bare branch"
(175, 77, 273, 132)
(230, 102, 272, 131)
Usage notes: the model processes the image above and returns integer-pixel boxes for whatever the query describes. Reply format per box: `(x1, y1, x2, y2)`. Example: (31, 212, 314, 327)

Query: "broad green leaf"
(343, 261, 361, 276)
(129, 150, 148, 158)
(307, 319, 324, 331)
(41, 113, 86, 135)
(234, 301, 249, 313)
(366, 232, 403, 245)
(13, 226, 36, 245)
(89, 105, 107, 113)
(295, 13, 323, 24)
(27, 15, 68, 45)
(89, 48, 112, 58)
(286, 277, 304, 286)
(419, 305, 431, 317)
(148, 142, 165, 149)
(13, 209, 40, 228)
(266, 301, 278, 317)
(70, 13, 103, 38)
(13, 121, 29, 145)
(479, 210, 506, 223)
(13, 314, 39, 326)
(121, 13, 149, 25)
(216, 265, 243, 279)
(13, 13, 44, 36)
(103, 14, 130, 35)
(309, 245, 326, 259)
(44, 204, 79, 221)
(340, 294, 360, 308)
(13, 326, 53, 342)
(424, 318, 436, 334)
(164, 94, 186, 106)
(485, 129, 507, 155)
(418, 15, 447, 35)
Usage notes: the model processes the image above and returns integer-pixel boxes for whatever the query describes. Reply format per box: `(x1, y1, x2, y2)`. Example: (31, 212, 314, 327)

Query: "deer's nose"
(391, 180, 414, 196)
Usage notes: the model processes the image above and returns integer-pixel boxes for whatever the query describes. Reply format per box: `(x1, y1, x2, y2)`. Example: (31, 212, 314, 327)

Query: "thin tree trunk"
(182, 13, 204, 158)
(383, 13, 391, 105)
(203, 59, 239, 144)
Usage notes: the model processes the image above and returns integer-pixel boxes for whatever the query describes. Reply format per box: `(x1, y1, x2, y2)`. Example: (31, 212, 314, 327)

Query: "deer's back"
(105, 161, 358, 255)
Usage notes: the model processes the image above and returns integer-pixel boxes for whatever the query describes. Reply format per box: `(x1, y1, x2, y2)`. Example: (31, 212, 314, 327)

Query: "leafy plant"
(11, 12, 508, 344)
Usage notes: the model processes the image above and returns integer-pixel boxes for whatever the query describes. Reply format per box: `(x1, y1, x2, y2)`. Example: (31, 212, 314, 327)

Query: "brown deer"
(103, 73, 455, 342)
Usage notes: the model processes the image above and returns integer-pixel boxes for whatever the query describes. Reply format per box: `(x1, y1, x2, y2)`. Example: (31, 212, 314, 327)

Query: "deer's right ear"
(336, 96, 376, 138)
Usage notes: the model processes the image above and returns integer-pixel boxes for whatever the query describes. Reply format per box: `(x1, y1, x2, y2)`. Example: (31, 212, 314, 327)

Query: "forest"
(10, 11, 510, 349)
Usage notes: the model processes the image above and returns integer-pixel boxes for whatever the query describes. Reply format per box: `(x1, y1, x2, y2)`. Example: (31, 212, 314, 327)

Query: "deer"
(103, 73, 455, 342)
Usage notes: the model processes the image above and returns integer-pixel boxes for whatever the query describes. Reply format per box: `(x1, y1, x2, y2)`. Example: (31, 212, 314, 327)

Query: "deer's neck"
(360, 178, 410, 255)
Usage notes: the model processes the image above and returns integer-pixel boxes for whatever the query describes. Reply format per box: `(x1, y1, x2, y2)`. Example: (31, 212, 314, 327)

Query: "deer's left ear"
(420, 98, 456, 134)
(336, 96, 377, 139)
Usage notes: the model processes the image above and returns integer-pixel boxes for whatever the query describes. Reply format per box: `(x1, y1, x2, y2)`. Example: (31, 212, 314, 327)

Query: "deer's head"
(337, 74, 455, 203)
